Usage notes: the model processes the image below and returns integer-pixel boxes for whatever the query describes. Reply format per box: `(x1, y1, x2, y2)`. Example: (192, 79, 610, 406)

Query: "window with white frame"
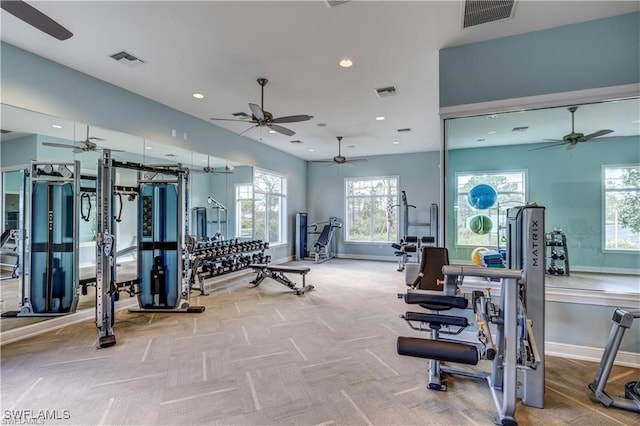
(345, 176, 399, 243)
(253, 169, 287, 244)
(603, 164, 640, 251)
(235, 184, 254, 238)
(455, 170, 526, 247)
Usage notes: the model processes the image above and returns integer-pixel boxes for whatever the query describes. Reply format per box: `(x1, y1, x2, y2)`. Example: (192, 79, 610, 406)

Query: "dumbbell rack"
(545, 230, 569, 276)
(187, 239, 270, 295)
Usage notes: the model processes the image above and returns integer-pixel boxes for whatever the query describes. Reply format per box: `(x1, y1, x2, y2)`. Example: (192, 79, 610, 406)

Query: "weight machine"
(391, 191, 438, 272)
(11, 161, 80, 316)
(95, 150, 204, 348)
(589, 308, 640, 413)
(397, 206, 545, 425)
(295, 214, 342, 264)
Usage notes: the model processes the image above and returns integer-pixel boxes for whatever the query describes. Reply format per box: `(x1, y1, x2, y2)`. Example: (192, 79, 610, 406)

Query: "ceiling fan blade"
(42, 142, 74, 149)
(1, 0, 73, 40)
(210, 117, 253, 122)
(271, 115, 313, 124)
(72, 148, 87, 154)
(239, 124, 258, 136)
(543, 138, 563, 142)
(268, 124, 295, 137)
(581, 129, 614, 141)
(249, 103, 264, 122)
(529, 142, 567, 152)
(88, 137, 105, 142)
(347, 158, 368, 163)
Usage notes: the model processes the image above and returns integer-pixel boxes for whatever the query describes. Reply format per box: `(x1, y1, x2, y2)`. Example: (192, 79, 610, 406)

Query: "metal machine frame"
(16, 161, 80, 316)
(95, 150, 203, 348)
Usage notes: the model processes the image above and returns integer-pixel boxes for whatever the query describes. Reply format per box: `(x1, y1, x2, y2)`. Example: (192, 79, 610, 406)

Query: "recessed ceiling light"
(192, 93, 204, 99)
(339, 58, 353, 68)
(487, 115, 498, 119)
(145, 146, 153, 150)
(633, 119, 640, 123)
(201, 159, 207, 162)
(309, 148, 315, 152)
(268, 130, 277, 134)
(392, 141, 400, 145)
(51, 124, 62, 129)
(488, 131, 497, 135)
(375, 116, 385, 121)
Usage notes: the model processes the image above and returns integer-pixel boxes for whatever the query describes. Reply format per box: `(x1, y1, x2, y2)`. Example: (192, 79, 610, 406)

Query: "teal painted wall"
(1, 42, 306, 261)
(440, 12, 640, 107)
(307, 151, 440, 258)
(447, 136, 640, 272)
(1, 135, 37, 168)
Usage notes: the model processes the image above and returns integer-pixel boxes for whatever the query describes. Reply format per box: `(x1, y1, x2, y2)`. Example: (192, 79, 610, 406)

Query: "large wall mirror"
(0, 103, 253, 332)
(444, 97, 640, 296)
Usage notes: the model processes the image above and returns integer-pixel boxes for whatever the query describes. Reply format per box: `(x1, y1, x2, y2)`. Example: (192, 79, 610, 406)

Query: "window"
(455, 170, 526, 247)
(345, 176, 399, 243)
(603, 165, 640, 251)
(235, 184, 254, 238)
(253, 169, 287, 244)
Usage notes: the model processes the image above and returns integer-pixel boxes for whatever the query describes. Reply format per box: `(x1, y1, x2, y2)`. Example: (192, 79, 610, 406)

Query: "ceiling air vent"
(110, 51, 145, 67)
(463, 0, 515, 28)
(289, 140, 303, 144)
(397, 128, 412, 133)
(232, 112, 250, 118)
(375, 86, 398, 98)
(325, 0, 351, 8)
(512, 126, 529, 132)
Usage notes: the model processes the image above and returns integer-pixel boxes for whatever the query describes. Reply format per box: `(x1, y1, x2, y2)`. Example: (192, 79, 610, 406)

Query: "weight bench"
(249, 264, 314, 295)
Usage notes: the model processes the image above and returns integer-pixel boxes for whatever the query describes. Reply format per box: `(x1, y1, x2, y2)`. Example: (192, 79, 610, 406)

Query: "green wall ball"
(468, 215, 493, 235)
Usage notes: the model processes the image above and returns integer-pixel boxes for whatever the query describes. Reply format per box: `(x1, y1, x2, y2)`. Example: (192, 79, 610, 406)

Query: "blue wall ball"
(468, 184, 498, 210)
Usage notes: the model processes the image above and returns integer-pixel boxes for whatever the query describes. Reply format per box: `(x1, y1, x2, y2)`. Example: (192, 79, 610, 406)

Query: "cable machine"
(95, 150, 204, 348)
(14, 161, 80, 316)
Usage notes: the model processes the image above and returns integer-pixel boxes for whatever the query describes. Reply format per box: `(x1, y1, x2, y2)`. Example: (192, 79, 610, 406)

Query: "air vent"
(232, 112, 250, 118)
(110, 51, 145, 67)
(375, 86, 398, 98)
(165, 153, 177, 157)
(289, 140, 303, 144)
(463, 0, 515, 28)
(397, 128, 412, 133)
(512, 126, 529, 132)
(0, 129, 10, 134)
(325, 0, 351, 8)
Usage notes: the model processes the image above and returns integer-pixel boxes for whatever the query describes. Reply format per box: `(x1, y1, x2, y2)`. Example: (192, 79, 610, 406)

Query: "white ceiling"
(1, 1, 639, 161)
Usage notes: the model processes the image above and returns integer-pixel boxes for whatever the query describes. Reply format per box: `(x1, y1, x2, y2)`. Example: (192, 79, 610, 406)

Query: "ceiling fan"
(194, 156, 234, 175)
(43, 125, 119, 153)
(1, 0, 73, 40)
(210, 78, 313, 137)
(312, 136, 368, 166)
(531, 106, 614, 151)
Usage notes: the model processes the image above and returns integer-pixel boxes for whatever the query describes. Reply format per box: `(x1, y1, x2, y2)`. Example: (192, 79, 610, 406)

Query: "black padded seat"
(402, 293, 468, 311)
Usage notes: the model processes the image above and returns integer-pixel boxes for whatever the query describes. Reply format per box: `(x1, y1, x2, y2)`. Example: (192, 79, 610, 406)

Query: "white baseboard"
(570, 265, 640, 275)
(455, 331, 638, 368)
(546, 341, 640, 368)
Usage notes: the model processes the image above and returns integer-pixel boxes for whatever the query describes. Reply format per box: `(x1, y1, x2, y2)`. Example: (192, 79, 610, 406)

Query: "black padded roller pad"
(397, 337, 478, 365)
(403, 293, 468, 310)
(404, 312, 468, 328)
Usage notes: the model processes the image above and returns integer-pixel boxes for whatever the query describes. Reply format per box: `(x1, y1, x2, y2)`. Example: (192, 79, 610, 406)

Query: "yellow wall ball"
(471, 247, 489, 266)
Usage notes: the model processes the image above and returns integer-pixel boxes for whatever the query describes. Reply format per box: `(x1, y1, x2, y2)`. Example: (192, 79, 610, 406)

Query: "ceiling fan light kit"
(530, 106, 614, 151)
(211, 78, 313, 138)
(312, 136, 369, 166)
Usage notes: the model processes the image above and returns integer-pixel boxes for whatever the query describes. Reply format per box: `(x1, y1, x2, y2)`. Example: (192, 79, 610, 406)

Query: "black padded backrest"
(315, 225, 331, 247)
(416, 246, 449, 291)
